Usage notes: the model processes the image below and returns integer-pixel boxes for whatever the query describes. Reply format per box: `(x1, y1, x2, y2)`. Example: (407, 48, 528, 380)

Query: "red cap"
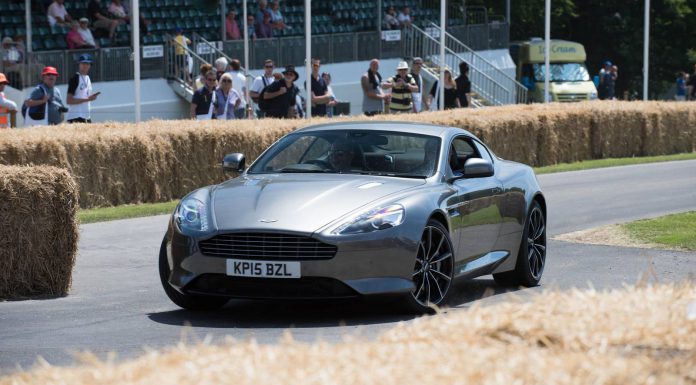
(0, 73, 8, 84)
(41, 66, 59, 77)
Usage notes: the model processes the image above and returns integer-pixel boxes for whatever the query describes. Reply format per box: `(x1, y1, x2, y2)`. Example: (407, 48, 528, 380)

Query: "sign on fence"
(425, 27, 440, 39)
(142, 45, 164, 58)
(196, 41, 223, 55)
(381, 30, 401, 41)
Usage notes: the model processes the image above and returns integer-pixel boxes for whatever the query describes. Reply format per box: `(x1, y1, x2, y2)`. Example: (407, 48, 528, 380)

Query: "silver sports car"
(159, 121, 547, 312)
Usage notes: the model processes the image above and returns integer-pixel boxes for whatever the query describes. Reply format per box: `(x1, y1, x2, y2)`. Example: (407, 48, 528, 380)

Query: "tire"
(158, 236, 229, 310)
(493, 201, 546, 287)
(404, 219, 455, 313)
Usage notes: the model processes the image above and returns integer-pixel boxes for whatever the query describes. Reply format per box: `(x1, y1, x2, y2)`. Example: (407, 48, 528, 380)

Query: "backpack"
(22, 86, 48, 120)
(251, 76, 270, 104)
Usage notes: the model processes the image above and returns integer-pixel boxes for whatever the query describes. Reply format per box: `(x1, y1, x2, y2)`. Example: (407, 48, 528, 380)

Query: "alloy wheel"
(411, 224, 454, 307)
(526, 206, 546, 280)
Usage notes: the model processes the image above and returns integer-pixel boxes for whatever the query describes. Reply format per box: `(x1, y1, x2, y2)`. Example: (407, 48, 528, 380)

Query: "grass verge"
(534, 152, 696, 174)
(622, 211, 696, 251)
(78, 200, 177, 224)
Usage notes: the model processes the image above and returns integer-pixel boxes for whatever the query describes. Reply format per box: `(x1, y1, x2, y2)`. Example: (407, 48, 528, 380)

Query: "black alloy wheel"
(407, 220, 455, 312)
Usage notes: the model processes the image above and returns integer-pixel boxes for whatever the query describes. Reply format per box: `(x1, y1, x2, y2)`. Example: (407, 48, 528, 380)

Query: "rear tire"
(403, 220, 455, 313)
(493, 201, 546, 287)
(159, 237, 229, 310)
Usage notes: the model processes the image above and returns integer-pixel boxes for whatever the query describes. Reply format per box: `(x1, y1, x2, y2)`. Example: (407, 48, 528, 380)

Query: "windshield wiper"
(357, 171, 427, 179)
(279, 169, 331, 173)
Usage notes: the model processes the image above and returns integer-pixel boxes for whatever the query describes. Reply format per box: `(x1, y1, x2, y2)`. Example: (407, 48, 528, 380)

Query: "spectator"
(308, 58, 335, 117)
(383, 61, 418, 113)
(225, 10, 241, 40)
(397, 7, 412, 28)
(212, 73, 241, 120)
(24, 66, 68, 126)
(598, 60, 614, 99)
(601, 64, 618, 100)
(675, 71, 687, 101)
(383, 6, 400, 30)
(256, 13, 273, 38)
(226, 59, 249, 119)
(410, 57, 427, 112)
(246, 15, 257, 40)
(173, 27, 192, 84)
(214, 57, 229, 80)
(194, 63, 213, 91)
(0, 73, 18, 128)
(191, 70, 217, 120)
(360, 58, 389, 116)
(322, 72, 337, 117)
(87, 0, 120, 40)
(255, 0, 270, 26)
(250, 59, 276, 117)
(108, 0, 149, 36)
(78, 18, 99, 48)
(261, 65, 300, 119)
(688, 64, 696, 101)
(2, 37, 25, 89)
(66, 21, 96, 49)
(269, 1, 287, 31)
(47, 0, 72, 27)
(66, 54, 99, 123)
(455, 61, 471, 108)
(429, 69, 460, 110)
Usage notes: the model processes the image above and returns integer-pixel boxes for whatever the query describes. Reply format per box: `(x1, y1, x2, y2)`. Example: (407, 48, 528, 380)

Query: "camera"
(59, 106, 69, 113)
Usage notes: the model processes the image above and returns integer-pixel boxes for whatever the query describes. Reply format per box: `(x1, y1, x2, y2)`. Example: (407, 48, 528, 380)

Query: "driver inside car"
(328, 140, 355, 172)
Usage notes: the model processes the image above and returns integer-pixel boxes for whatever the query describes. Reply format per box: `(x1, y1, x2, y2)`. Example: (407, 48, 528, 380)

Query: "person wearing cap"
(78, 18, 99, 48)
(24, 66, 68, 126)
(0, 73, 18, 128)
(66, 54, 99, 123)
(261, 65, 300, 119)
(225, 10, 241, 40)
(382, 61, 418, 113)
(66, 21, 96, 49)
(410, 57, 428, 112)
(598, 60, 614, 100)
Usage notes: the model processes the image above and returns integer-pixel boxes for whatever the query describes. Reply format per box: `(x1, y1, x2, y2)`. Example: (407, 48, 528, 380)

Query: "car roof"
(293, 121, 475, 139)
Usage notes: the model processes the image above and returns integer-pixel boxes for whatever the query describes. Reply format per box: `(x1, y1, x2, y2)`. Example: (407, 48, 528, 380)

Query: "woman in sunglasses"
(190, 70, 217, 120)
(213, 73, 241, 120)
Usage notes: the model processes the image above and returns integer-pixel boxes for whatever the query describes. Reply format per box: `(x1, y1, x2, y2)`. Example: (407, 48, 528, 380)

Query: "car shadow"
(147, 277, 526, 329)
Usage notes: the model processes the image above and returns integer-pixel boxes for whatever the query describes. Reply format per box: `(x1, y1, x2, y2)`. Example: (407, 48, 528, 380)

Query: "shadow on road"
(147, 277, 525, 329)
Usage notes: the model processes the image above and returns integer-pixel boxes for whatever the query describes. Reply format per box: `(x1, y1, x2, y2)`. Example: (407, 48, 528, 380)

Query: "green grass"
(621, 211, 696, 251)
(78, 200, 178, 224)
(534, 152, 696, 174)
(78, 153, 696, 224)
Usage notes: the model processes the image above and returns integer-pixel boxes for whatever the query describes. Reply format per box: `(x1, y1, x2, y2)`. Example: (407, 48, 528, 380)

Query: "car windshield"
(248, 130, 441, 178)
(533, 62, 590, 82)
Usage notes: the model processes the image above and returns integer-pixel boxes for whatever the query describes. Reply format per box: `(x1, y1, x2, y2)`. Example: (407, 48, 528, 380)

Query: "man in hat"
(261, 65, 300, 119)
(66, 54, 99, 123)
(383, 61, 418, 113)
(24, 66, 68, 125)
(0, 73, 18, 128)
(78, 18, 99, 48)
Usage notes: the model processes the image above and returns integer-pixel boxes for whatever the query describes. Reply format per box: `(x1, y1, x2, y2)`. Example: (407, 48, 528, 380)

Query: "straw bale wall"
(0, 101, 693, 209)
(1, 283, 693, 384)
(0, 165, 79, 299)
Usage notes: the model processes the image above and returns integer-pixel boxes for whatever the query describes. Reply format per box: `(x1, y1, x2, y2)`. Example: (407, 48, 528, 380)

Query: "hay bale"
(0, 165, 79, 299)
(0, 102, 694, 208)
(0, 283, 693, 384)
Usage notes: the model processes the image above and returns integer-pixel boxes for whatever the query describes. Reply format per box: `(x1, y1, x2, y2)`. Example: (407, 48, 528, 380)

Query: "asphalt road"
(1, 160, 695, 372)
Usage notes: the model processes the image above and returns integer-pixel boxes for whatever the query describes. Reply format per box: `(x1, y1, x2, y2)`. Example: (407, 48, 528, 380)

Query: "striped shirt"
(387, 74, 415, 112)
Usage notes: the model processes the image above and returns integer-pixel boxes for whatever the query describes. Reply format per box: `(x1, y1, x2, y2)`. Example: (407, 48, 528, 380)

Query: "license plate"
(226, 259, 301, 279)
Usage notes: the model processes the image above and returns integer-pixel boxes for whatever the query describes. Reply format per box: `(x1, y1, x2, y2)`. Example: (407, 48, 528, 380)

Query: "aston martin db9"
(159, 122, 547, 312)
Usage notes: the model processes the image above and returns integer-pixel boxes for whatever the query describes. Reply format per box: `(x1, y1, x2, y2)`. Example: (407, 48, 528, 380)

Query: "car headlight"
(175, 197, 209, 232)
(332, 204, 405, 235)
(590, 91, 598, 100)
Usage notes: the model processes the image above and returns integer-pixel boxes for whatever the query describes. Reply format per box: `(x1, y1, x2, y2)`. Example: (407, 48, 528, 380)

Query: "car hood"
(212, 173, 424, 233)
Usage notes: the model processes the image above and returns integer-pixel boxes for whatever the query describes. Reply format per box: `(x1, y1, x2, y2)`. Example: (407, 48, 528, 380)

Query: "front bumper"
(164, 223, 419, 299)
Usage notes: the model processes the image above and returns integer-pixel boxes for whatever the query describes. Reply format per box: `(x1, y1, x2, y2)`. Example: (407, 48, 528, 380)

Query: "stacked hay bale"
(0, 102, 693, 209)
(0, 165, 79, 299)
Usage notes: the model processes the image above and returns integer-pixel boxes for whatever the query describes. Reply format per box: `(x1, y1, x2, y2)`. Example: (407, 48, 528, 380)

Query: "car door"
(446, 136, 504, 265)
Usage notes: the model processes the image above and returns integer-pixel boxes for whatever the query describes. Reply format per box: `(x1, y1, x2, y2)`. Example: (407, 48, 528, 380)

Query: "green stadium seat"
(0, 16, 11, 24)
(44, 39, 57, 50)
(32, 40, 44, 51)
(55, 37, 67, 50)
(99, 38, 111, 47)
(143, 35, 154, 44)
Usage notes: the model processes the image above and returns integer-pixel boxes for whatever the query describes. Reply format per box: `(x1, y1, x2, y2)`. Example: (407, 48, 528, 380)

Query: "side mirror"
(222, 153, 245, 173)
(463, 158, 493, 178)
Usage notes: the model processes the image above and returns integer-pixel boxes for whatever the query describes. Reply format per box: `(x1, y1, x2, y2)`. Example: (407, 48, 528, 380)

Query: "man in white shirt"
(77, 18, 99, 48)
(397, 7, 413, 27)
(47, 0, 72, 27)
(410, 57, 428, 112)
(249, 59, 276, 118)
(66, 54, 100, 123)
(226, 59, 249, 119)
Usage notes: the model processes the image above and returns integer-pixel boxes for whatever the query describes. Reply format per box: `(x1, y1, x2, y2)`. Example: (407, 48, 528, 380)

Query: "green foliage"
(622, 211, 696, 250)
(534, 153, 696, 174)
(509, 0, 696, 97)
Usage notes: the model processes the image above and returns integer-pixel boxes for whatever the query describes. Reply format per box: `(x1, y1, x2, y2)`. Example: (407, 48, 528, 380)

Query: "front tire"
(404, 220, 455, 313)
(493, 201, 546, 287)
(158, 237, 229, 310)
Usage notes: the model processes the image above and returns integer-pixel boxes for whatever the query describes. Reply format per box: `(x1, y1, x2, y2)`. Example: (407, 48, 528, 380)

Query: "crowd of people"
(225, 0, 289, 41)
(675, 64, 696, 101)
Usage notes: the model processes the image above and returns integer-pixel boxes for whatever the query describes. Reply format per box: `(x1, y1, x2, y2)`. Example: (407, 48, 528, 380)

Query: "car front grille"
(557, 93, 588, 102)
(199, 233, 337, 260)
